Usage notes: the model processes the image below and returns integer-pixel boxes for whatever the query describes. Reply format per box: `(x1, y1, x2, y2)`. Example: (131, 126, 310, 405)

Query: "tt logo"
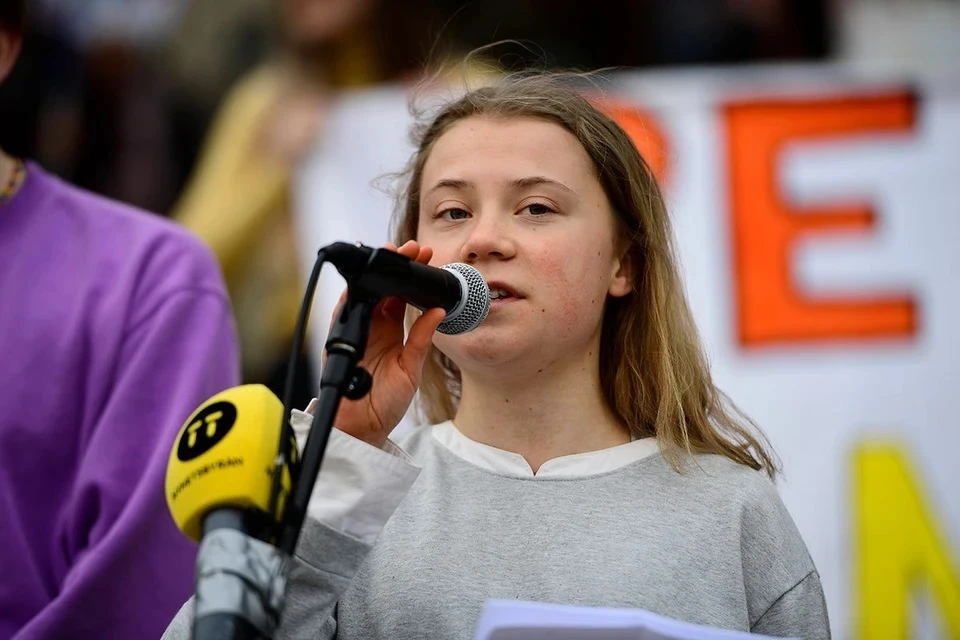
(188, 410, 223, 448)
(176, 401, 238, 462)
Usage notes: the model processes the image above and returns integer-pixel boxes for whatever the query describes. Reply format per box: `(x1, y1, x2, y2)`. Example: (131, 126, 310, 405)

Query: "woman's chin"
(435, 330, 531, 369)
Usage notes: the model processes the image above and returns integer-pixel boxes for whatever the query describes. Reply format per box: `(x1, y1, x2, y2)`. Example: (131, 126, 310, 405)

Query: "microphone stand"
(277, 284, 377, 555)
(275, 242, 380, 556)
(191, 243, 381, 640)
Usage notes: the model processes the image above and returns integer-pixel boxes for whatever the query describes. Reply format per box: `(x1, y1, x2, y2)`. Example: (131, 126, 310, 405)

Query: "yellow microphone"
(165, 384, 300, 639)
(166, 384, 298, 542)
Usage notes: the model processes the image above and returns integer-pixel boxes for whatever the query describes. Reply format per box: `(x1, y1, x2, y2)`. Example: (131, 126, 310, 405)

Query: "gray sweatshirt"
(163, 426, 830, 639)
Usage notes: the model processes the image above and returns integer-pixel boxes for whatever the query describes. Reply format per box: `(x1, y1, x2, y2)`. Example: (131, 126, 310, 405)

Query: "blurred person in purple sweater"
(0, 2, 240, 638)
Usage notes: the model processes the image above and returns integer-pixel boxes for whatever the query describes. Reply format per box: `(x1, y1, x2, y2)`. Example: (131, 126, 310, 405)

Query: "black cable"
(267, 248, 327, 531)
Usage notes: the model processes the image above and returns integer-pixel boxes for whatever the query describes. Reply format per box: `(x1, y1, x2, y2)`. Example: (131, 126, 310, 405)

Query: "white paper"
(474, 600, 797, 640)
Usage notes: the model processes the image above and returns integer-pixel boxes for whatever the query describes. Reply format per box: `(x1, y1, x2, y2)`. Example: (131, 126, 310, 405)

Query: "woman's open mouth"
(487, 282, 523, 308)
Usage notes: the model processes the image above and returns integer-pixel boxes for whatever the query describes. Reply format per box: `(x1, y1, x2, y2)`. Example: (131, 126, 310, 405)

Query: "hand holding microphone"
(278, 239, 488, 555)
(327, 241, 451, 448)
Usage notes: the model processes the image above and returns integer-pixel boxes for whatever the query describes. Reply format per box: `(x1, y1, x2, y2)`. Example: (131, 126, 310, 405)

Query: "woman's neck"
(453, 352, 630, 473)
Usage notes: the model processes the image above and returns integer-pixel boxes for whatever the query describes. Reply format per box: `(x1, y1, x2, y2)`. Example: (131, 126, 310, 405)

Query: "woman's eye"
(438, 208, 470, 221)
(522, 203, 555, 216)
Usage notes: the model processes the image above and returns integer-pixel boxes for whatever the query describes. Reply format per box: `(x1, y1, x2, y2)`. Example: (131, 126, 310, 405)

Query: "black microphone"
(322, 242, 490, 335)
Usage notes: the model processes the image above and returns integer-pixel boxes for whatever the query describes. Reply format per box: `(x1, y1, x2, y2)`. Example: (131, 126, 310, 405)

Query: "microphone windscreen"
(165, 384, 298, 542)
(438, 263, 489, 335)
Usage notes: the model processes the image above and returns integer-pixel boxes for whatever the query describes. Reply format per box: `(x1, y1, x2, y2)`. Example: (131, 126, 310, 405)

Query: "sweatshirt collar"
(431, 421, 658, 478)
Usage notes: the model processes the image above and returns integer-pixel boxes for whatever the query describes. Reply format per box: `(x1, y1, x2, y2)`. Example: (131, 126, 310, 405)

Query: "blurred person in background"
(164, 0, 277, 196)
(652, 0, 831, 65)
(171, 0, 436, 409)
(0, 0, 191, 213)
(0, 1, 240, 638)
(429, 0, 831, 69)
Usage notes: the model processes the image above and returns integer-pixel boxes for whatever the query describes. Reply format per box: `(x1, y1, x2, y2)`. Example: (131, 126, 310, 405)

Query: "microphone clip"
(344, 367, 373, 400)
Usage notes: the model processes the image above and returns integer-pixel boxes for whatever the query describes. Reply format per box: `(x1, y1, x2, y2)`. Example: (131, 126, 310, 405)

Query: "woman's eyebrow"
(425, 178, 473, 197)
(510, 176, 578, 198)
(425, 176, 579, 199)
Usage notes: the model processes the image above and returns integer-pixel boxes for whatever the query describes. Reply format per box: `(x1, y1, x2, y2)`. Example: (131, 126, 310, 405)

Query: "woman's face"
(416, 115, 633, 377)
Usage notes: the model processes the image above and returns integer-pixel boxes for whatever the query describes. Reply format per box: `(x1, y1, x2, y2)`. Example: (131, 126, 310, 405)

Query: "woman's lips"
(486, 280, 524, 309)
(489, 296, 521, 310)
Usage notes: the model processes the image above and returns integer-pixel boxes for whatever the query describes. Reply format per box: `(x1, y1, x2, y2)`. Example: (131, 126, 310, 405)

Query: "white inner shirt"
(430, 420, 659, 478)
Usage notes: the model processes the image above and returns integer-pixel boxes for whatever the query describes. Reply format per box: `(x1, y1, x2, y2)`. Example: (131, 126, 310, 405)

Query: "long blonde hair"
(393, 71, 780, 477)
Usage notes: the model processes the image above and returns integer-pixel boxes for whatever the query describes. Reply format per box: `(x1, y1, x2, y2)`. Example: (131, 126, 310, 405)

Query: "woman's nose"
(459, 214, 516, 263)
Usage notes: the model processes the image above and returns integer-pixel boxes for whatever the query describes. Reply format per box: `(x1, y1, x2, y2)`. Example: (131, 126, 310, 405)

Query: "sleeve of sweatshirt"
(738, 474, 832, 640)
(162, 426, 421, 639)
(751, 570, 831, 639)
(13, 287, 240, 640)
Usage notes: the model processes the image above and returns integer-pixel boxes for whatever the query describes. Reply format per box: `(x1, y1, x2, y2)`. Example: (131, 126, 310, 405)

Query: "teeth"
(490, 287, 512, 300)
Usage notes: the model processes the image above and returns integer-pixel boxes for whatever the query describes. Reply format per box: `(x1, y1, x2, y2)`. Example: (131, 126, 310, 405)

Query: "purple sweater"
(0, 163, 240, 639)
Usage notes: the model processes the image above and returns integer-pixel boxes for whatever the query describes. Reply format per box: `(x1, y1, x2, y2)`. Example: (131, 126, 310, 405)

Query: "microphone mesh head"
(438, 263, 489, 335)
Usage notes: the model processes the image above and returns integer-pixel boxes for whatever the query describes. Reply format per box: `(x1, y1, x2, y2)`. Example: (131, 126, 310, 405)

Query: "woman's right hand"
(327, 241, 446, 448)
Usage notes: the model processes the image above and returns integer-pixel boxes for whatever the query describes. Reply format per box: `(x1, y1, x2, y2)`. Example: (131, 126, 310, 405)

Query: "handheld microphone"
(323, 242, 490, 335)
(166, 384, 299, 640)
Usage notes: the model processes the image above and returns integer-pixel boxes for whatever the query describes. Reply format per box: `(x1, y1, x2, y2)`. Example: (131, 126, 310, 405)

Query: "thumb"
(399, 308, 446, 376)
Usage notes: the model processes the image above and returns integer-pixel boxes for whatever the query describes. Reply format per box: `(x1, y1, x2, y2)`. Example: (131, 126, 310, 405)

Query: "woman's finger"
(396, 240, 420, 259)
(399, 307, 445, 374)
(415, 245, 433, 265)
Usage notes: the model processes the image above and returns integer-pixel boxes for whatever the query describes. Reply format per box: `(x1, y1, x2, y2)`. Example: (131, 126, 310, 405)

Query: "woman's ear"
(608, 247, 634, 298)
